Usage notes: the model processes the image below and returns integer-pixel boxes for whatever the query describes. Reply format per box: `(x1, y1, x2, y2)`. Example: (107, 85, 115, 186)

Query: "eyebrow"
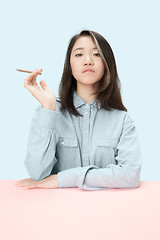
(73, 47, 98, 52)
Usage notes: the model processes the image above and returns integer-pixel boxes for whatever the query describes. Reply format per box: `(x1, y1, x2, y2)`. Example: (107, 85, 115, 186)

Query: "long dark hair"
(58, 30, 127, 117)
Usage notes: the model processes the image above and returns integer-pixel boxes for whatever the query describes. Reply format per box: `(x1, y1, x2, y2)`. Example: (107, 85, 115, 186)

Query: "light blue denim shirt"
(25, 90, 142, 191)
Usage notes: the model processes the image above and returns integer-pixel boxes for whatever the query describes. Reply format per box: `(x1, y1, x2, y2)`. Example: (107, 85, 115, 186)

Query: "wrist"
(56, 174, 59, 188)
(42, 105, 56, 111)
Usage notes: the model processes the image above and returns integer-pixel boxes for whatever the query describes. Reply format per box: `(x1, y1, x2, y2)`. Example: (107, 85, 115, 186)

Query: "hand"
(24, 68, 57, 110)
(15, 174, 59, 190)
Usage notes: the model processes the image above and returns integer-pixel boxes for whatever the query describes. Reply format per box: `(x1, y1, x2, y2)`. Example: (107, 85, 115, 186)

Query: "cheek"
(71, 62, 77, 71)
(96, 59, 104, 71)
(70, 59, 77, 72)
(71, 62, 80, 75)
(100, 63, 105, 75)
(70, 62, 80, 80)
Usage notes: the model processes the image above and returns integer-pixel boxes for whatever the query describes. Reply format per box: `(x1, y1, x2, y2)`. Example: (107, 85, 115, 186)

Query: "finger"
(24, 72, 38, 87)
(20, 185, 35, 190)
(40, 80, 48, 91)
(24, 81, 43, 98)
(15, 180, 26, 185)
(16, 182, 28, 187)
(15, 178, 33, 186)
(24, 68, 42, 86)
(16, 182, 36, 188)
(15, 177, 32, 183)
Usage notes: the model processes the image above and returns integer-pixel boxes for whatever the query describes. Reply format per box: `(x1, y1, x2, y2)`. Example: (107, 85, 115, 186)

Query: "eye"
(94, 53, 100, 56)
(75, 54, 82, 57)
(75, 53, 100, 57)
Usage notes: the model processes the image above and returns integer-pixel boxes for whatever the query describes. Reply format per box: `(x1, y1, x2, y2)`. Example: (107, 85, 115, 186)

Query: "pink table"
(0, 180, 160, 240)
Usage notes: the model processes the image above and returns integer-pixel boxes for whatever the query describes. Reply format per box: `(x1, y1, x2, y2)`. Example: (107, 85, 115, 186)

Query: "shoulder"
(113, 110, 136, 132)
(114, 109, 133, 119)
(106, 108, 135, 126)
(105, 108, 126, 118)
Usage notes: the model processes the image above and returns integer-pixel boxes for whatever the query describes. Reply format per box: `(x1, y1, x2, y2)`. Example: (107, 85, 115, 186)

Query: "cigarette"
(16, 69, 42, 75)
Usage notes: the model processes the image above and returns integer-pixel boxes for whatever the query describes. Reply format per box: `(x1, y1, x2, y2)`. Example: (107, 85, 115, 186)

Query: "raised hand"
(24, 68, 57, 110)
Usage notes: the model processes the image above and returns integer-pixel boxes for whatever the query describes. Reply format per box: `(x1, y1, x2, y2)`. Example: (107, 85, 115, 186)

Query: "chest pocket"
(55, 137, 78, 171)
(95, 138, 119, 167)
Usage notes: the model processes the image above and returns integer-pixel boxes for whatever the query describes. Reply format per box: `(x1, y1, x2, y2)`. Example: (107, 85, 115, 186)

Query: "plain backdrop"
(0, 0, 159, 180)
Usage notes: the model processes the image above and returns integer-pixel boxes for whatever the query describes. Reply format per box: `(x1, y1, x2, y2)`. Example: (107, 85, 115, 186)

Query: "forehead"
(72, 36, 96, 49)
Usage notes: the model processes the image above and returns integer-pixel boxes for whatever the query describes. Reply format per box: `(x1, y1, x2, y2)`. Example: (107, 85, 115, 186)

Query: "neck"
(76, 85, 97, 104)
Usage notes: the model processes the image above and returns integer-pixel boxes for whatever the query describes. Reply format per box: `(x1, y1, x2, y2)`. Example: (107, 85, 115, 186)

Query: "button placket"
(61, 140, 65, 145)
(82, 104, 91, 165)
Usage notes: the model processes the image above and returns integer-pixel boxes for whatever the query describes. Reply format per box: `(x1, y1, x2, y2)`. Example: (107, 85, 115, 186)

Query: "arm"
(57, 113, 142, 191)
(24, 105, 60, 181)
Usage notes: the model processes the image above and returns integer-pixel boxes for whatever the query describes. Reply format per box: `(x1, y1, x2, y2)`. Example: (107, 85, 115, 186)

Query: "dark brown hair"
(58, 30, 127, 117)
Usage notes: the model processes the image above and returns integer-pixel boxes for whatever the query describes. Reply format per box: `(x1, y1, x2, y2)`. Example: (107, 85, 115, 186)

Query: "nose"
(83, 55, 94, 66)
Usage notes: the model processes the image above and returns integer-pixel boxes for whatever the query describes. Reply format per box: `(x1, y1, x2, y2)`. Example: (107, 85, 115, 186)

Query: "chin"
(80, 80, 98, 85)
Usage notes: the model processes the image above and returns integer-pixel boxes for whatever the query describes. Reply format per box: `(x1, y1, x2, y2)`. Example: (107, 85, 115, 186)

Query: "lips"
(82, 69, 95, 73)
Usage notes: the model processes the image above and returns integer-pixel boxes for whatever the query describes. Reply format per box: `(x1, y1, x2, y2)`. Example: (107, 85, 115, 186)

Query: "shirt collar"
(73, 90, 102, 110)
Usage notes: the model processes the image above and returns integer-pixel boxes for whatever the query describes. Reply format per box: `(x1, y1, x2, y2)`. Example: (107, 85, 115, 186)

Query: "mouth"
(83, 70, 95, 73)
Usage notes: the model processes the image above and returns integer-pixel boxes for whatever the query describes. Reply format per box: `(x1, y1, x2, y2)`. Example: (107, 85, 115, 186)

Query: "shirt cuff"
(57, 165, 99, 188)
(35, 106, 60, 130)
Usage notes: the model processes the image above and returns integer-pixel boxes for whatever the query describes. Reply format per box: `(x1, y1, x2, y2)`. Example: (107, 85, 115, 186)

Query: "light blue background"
(0, 0, 159, 180)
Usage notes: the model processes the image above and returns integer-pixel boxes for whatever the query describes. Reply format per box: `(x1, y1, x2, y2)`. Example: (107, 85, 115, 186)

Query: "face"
(70, 36, 105, 88)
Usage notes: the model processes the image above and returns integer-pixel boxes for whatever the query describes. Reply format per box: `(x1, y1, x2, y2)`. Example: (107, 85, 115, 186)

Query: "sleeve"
(57, 112, 142, 191)
(24, 105, 60, 181)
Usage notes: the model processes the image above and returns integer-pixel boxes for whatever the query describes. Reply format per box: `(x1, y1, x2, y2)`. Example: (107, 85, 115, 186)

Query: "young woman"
(15, 30, 142, 191)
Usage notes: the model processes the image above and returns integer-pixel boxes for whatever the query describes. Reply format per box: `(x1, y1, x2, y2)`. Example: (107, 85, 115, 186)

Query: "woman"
(15, 30, 142, 191)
